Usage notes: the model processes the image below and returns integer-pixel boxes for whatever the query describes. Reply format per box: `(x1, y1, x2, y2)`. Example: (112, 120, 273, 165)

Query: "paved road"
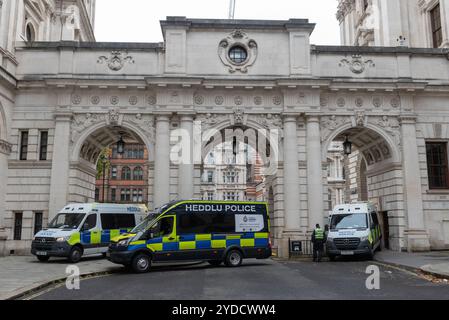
(33, 259, 449, 300)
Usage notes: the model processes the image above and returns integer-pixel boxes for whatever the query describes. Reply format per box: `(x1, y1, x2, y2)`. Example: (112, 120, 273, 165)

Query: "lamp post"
(100, 154, 107, 203)
(117, 135, 125, 155)
(343, 135, 353, 156)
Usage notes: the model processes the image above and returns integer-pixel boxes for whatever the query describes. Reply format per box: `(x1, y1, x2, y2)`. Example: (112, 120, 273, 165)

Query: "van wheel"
(68, 246, 83, 263)
(208, 260, 222, 267)
(132, 254, 151, 273)
(225, 250, 243, 267)
(37, 256, 50, 262)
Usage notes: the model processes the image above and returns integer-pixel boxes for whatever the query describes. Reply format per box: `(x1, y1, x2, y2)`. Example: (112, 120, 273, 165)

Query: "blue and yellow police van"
(107, 200, 272, 273)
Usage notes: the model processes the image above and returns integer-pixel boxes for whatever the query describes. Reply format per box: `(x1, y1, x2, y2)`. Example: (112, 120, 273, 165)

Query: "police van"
(107, 200, 272, 273)
(31, 203, 147, 263)
(326, 202, 382, 260)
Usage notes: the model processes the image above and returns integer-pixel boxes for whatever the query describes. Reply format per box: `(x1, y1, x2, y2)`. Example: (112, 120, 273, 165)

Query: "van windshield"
(330, 213, 368, 230)
(48, 213, 86, 230)
(131, 212, 161, 233)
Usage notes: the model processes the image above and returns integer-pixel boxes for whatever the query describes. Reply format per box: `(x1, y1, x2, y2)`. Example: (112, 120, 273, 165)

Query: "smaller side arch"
(321, 122, 401, 164)
(71, 121, 155, 162)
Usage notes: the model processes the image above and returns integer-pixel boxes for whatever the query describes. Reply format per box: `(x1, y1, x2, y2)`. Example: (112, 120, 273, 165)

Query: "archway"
(70, 125, 152, 207)
(324, 125, 404, 251)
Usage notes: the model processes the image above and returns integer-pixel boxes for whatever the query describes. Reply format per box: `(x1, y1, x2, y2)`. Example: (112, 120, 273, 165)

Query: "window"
(101, 214, 135, 230)
(95, 188, 100, 202)
(224, 192, 239, 201)
(207, 192, 215, 201)
(82, 214, 97, 231)
(207, 171, 214, 183)
(229, 46, 248, 64)
(14, 212, 23, 240)
(132, 189, 138, 203)
(121, 167, 131, 180)
(26, 23, 35, 42)
(133, 167, 143, 180)
(426, 142, 449, 189)
(120, 189, 131, 202)
(138, 189, 143, 203)
(124, 144, 144, 159)
(19, 131, 29, 160)
(34, 212, 43, 235)
(223, 170, 238, 184)
(111, 188, 116, 202)
(111, 166, 117, 180)
(39, 131, 48, 161)
(430, 3, 443, 48)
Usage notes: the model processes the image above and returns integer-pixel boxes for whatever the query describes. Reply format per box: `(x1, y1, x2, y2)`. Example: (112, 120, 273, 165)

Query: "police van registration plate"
(340, 251, 354, 256)
(36, 251, 48, 256)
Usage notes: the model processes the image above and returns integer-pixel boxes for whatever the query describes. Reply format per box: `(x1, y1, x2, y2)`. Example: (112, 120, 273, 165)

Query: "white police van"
(31, 203, 148, 263)
(326, 202, 382, 260)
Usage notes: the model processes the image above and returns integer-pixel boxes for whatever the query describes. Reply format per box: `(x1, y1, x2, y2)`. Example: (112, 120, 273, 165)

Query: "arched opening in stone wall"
(200, 124, 280, 245)
(71, 125, 151, 207)
(325, 125, 403, 251)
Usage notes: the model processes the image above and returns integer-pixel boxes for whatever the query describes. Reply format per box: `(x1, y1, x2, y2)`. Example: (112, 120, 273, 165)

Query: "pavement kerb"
(2, 260, 207, 300)
(420, 264, 449, 280)
(373, 258, 422, 275)
(3, 269, 119, 300)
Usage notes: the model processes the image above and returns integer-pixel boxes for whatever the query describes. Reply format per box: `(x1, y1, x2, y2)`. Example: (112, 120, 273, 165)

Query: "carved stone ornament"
(215, 96, 224, 106)
(218, 30, 258, 73)
(194, 95, 205, 105)
(196, 113, 229, 131)
(71, 113, 106, 144)
(97, 50, 135, 71)
(253, 114, 283, 130)
(320, 115, 351, 142)
(233, 108, 245, 124)
(71, 94, 81, 105)
(108, 108, 120, 125)
(339, 54, 375, 74)
(146, 95, 157, 105)
(129, 96, 138, 106)
(91, 96, 100, 105)
(0, 139, 12, 155)
(123, 114, 155, 142)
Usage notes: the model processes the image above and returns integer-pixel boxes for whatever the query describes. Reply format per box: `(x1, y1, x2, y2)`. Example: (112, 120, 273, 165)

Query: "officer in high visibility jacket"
(311, 224, 325, 262)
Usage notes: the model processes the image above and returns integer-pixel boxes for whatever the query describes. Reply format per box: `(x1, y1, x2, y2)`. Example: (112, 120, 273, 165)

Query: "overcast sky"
(95, 0, 340, 45)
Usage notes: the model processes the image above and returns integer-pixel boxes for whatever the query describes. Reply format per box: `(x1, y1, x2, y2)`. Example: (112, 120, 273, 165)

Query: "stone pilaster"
(280, 114, 302, 258)
(153, 113, 172, 208)
(400, 115, 430, 252)
(48, 108, 72, 220)
(0, 139, 11, 255)
(306, 114, 324, 229)
(178, 113, 195, 200)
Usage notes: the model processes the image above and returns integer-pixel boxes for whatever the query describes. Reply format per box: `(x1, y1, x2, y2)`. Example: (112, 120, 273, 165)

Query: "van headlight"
(56, 236, 69, 242)
(360, 236, 369, 242)
(117, 239, 132, 247)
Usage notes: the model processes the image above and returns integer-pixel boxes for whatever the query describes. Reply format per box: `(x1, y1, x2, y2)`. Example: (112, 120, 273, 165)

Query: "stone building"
(1, 0, 449, 257)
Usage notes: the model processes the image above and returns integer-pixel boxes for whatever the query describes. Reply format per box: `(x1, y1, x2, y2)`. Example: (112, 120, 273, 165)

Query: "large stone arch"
(321, 117, 405, 251)
(71, 119, 156, 163)
(68, 114, 156, 205)
(321, 121, 401, 164)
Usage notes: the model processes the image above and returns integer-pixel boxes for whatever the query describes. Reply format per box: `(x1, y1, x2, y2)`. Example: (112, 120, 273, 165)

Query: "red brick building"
(95, 144, 149, 204)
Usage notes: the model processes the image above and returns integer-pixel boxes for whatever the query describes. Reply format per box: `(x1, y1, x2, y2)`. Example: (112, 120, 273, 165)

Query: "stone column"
(281, 114, 302, 257)
(153, 113, 171, 208)
(178, 113, 195, 200)
(48, 109, 72, 220)
(0, 140, 12, 255)
(400, 116, 430, 251)
(306, 114, 324, 229)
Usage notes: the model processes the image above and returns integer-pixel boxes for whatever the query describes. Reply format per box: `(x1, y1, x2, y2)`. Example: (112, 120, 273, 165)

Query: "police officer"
(311, 224, 325, 262)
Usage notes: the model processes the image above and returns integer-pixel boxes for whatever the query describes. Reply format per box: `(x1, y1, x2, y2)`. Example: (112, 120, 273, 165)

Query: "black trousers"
(313, 241, 324, 261)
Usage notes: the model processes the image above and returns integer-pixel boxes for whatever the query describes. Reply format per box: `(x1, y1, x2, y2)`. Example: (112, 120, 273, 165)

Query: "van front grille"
(334, 238, 360, 250)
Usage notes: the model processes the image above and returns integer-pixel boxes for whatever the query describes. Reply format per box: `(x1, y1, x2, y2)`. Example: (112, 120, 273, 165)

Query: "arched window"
(26, 23, 35, 42)
(121, 166, 131, 180)
(133, 167, 143, 180)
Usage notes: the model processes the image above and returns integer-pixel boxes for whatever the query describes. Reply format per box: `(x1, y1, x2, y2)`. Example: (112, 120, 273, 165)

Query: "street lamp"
(117, 135, 125, 155)
(343, 135, 353, 156)
(100, 154, 108, 203)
